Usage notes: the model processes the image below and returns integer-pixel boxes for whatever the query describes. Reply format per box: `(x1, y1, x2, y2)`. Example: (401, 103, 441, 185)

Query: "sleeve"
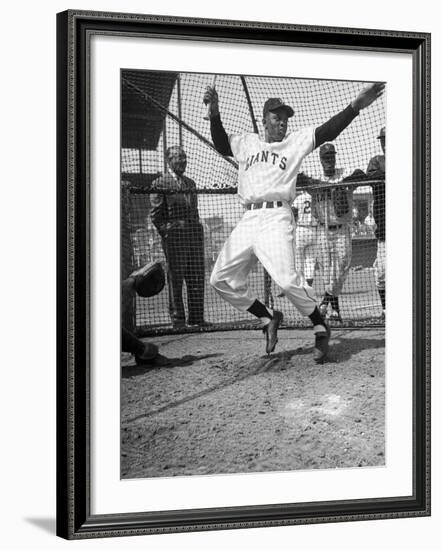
(314, 104, 359, 148)
(210, 114, 233, 157)
(229, 133, 253, 162)
(150, 179, 168, 237)
(188, 178, 200, 220)
(293, 126, 316, 158)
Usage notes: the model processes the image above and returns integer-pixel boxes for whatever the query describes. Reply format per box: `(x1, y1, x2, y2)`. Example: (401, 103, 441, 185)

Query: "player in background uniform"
(121, 266, 171, 366)
(309, 144, 365, 322)
(306, 143, 364, 322)
(292, 189, 319, 287)
(366, 127, 386, 316)
(203, 83, 384, 362)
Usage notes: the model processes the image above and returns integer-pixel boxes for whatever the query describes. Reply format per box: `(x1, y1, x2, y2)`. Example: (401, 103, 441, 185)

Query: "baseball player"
(203, 82, 384, 362)
(121, 262, 171, 366)
(310, 143, 365, 323)
(292, 189, 319, 287)
(366, 127, 386, 316)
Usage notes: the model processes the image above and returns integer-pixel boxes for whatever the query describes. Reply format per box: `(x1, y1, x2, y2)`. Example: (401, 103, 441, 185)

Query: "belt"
(246, 201, 284, 210)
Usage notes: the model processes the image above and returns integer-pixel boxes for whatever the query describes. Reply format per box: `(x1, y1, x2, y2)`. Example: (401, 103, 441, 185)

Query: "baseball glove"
(130, 261, 165, 298)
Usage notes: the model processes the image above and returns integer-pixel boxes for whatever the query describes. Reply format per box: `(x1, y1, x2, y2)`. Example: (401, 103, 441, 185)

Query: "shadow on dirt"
(122, 353, 223, 379)
(258, 333, 385, 366)
(124, 350, 307, 424)
(329, 335, 385, 363)
(123, 334, 385, 423)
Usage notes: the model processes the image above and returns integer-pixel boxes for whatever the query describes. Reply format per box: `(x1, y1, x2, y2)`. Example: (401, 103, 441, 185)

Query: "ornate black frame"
(56, 10, 431, 539)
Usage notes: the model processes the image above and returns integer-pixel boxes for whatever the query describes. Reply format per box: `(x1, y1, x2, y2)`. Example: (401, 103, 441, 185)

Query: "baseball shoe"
(262, 310, 283, 354)
(329, 309, 343, 323)
(313, 326, 330, 364)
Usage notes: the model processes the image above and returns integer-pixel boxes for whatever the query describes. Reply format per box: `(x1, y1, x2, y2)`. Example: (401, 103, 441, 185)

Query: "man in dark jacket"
(151, 146, 205, 327)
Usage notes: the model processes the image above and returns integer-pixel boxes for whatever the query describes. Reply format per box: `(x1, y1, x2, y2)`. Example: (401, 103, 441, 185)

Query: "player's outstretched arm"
(203, 86, 233, 157)
(315, 83, 385, 148)
(351, 83, 385, 113)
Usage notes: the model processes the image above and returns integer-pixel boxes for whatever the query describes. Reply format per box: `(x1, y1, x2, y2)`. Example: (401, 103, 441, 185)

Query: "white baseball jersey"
(311, 167, 354, 226)
(293, 191, 317, 226)
(229, 128, 316, 204)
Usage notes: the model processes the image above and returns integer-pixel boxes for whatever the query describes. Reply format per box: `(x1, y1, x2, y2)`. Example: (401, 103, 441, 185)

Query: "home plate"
(316, 394, 347, 416)
(281, 394, 347, 420)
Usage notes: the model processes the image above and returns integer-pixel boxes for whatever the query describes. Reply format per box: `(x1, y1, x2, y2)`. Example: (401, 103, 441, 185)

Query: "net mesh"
(121, 70, 385, 334)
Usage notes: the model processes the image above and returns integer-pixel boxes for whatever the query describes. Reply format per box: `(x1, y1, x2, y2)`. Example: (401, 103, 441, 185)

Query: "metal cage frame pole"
(241, 75, 274, 309)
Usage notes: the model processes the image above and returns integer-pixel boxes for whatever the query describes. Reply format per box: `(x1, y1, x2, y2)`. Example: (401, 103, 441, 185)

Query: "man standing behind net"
(292, 188, 319, 287)
(366, 127, 386, 317)
(203, 82, 384, 362)
(311, 143, 365, 323)
(151, 146, 206, 328)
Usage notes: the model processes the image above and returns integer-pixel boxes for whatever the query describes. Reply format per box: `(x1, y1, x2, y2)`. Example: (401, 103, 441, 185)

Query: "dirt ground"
(121, 328, 385, 479)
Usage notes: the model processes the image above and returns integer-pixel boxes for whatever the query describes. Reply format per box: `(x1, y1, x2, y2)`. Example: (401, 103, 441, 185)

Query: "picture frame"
(56, 9, 431, 540)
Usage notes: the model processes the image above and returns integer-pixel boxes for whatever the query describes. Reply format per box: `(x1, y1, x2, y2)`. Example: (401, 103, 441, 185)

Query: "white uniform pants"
(317, 224, 352, 296)
(210, 205, 317, 316)
(295, 225, 319, 280)
(374, 240, 385, 290)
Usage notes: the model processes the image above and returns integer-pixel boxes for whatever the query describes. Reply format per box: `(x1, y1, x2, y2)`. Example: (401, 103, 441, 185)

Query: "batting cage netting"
(121, 70, 386, 335)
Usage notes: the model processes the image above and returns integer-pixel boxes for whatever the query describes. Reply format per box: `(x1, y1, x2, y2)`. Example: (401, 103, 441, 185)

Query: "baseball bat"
(203, 74, 217, 120)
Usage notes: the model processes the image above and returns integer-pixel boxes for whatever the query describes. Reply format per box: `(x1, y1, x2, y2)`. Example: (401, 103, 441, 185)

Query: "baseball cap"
(263, 98, 294, 118)
(319, 143, 336, 157)
(377, 127, 386, 139)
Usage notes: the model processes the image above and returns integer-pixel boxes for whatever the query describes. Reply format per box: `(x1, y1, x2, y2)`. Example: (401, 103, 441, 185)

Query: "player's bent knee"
(279, 275, 299, 294)
(282, 270, 307, 292)
(209, 270, 221, 290)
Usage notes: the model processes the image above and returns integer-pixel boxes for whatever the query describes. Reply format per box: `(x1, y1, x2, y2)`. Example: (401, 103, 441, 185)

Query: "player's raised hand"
(351, 83, 385, 113)
(203, 86, 220, 119)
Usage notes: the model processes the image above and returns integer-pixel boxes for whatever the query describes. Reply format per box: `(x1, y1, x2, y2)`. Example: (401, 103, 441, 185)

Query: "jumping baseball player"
(310, 143, 365, 323)
(292, 189, 319, 287)
(366, 127, 386, 316)
(203, 82, 384, 362)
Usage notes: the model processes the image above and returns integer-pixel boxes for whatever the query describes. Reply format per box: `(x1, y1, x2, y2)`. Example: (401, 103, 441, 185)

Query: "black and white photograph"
(120, 70, 387, 479)
(53, 7, 430, 541)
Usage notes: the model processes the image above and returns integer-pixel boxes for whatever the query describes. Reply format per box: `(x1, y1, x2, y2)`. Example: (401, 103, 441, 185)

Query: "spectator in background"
(151, 146, 206, 328)
(366, 127, 386, 316)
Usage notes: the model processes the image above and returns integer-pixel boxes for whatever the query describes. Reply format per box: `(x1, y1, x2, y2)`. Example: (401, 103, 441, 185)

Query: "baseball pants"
(295, 225, 319, 281)
(374, 240, 385, 290)
(317, 224, 352, 296)
(210, 205, 317, 316)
